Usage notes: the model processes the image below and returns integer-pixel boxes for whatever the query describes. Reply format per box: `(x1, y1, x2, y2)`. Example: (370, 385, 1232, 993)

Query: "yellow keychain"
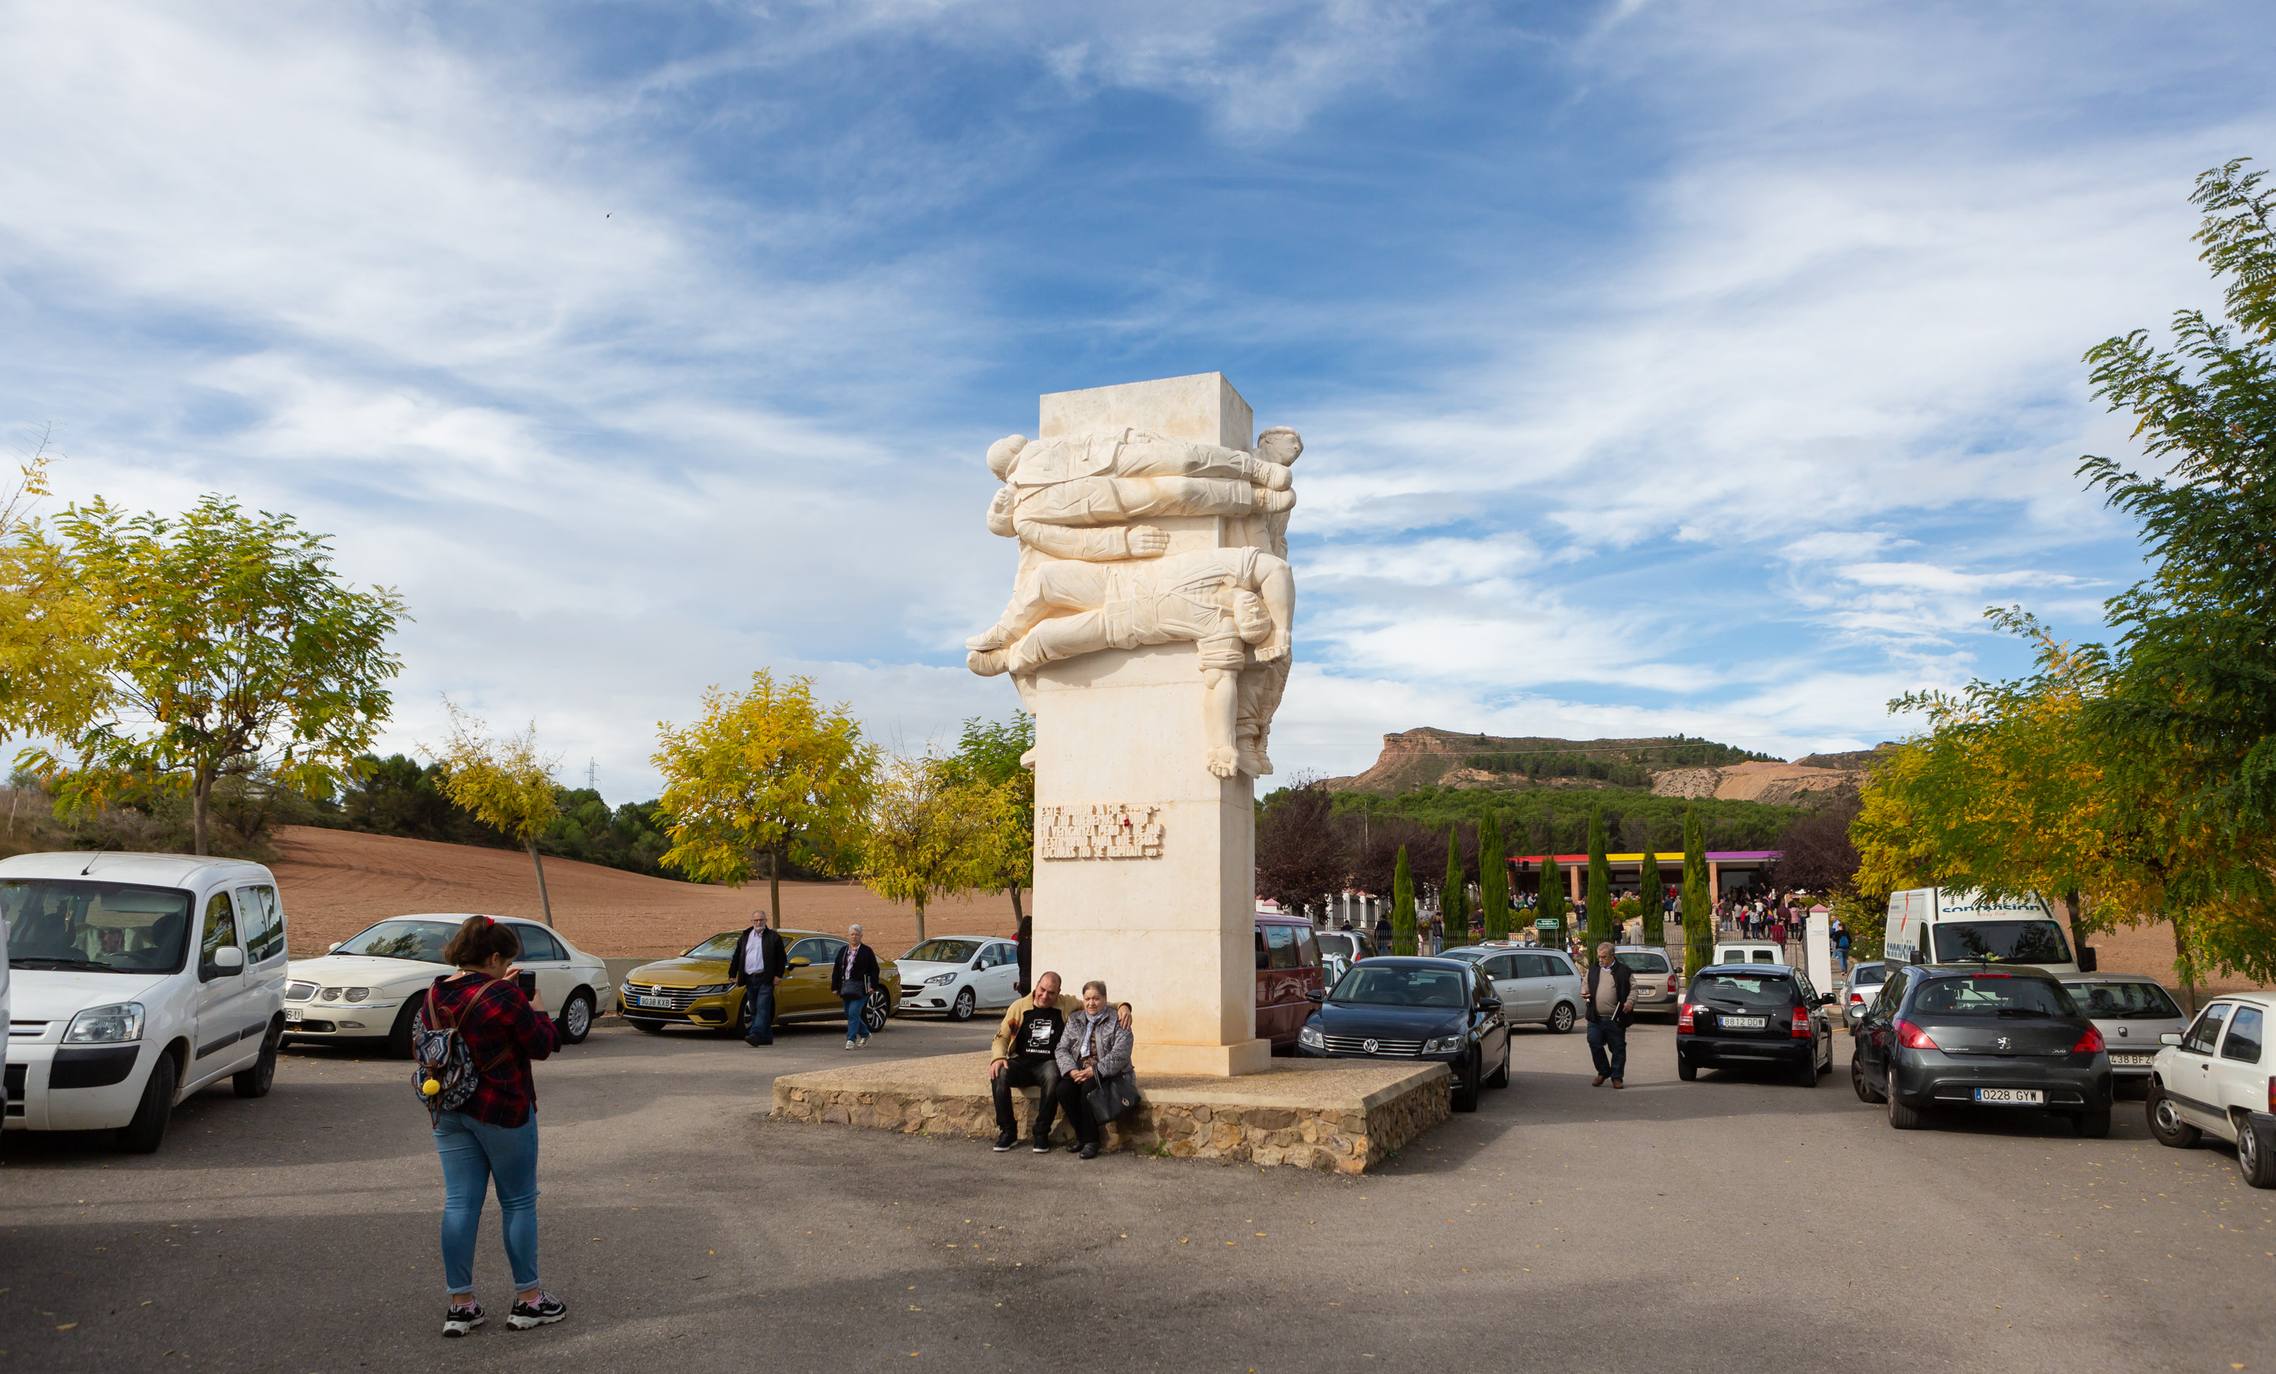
(421, 1077, 442, 1097)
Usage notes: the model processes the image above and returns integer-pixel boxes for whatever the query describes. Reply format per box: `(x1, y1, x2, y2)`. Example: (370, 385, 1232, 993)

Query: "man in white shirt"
(725, 911, 787, 1047)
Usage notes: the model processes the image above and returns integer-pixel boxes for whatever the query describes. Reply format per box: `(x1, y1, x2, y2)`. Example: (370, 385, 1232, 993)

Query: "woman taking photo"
(830, 923, 882, 1050)
(418, 915, 567, 1337)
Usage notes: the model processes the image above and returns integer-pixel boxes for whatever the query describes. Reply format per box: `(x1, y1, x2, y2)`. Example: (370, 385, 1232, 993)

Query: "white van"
(1883, 887, 2093, 975)
(1, 852, 289, 1152)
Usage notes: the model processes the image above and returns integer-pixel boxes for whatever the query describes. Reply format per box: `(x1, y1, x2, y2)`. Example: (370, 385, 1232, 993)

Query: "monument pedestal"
(1028, 373, 1269, 1078)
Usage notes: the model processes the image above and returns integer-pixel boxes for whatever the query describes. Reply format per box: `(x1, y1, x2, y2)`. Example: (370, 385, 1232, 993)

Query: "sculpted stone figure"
(967, 546, 1294, 779)
(968, 422, 1302, 779)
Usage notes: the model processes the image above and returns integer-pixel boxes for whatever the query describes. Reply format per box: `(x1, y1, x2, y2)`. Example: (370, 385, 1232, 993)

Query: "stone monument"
(967, 372, 1295, 1076)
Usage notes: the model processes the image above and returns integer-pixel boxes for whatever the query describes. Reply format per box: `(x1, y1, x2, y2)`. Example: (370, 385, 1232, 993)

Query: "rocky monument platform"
(771, 1053, 1449, 1174)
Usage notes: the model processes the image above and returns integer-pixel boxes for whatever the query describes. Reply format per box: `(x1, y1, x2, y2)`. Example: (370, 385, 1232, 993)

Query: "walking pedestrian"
(1583, 940, 1635, 1089)
(1831, 917, 1852, 973)
(830, 924, 881, 1049)
(418, 915, 567, 1337)
(725, 909, 787, 1046)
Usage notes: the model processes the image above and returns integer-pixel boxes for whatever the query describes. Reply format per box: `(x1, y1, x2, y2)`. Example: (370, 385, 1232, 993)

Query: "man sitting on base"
(988, 970, 1071, 1153)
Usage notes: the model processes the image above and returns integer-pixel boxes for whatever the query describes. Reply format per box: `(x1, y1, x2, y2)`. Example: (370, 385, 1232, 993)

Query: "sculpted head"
(1256, 427, 1302, 466)
(986, 434, 1029, 479)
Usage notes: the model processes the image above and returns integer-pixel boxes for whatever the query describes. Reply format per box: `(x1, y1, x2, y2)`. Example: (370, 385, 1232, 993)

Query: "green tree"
(1440, 829, 1467, 945)
(944, 713, 1035, 922)
(1584, 807, 1613, 950)
(1682, 804, 1713, 978)
(26, 494, 405, 855)
(1478, 815, 1510, 941)
(858, 751, 1007, 944)
(652, 670, 877, 925)
(433, 702, 561, 924)
(1539, 855, 1567, 949)
(1391, 845, 1417, 956)
(0, 434, 106, 739)
(1639, 846, 1665, 947)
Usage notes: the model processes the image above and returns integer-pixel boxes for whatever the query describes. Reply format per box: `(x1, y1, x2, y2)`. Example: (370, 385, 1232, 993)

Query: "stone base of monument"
(771, 1053, 1449, 1174)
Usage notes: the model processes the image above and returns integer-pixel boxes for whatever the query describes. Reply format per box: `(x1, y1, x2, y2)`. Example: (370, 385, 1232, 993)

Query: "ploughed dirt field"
(267, 826, 1017, 958)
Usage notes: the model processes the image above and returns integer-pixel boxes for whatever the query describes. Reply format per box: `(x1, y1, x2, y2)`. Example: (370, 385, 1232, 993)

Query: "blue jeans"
(744, 981, 776, 1044)
(843, 993, 867, 1043)
(1586, 1019, 1628, 1081)
(434, 1110, 540, 1295)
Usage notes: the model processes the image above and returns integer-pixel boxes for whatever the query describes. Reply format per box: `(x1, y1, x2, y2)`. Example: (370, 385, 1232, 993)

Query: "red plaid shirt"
(418, 973, 560, 1128)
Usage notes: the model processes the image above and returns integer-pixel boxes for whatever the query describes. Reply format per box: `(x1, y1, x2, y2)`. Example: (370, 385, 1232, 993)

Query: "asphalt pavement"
(4, 1011, 2273, 1373)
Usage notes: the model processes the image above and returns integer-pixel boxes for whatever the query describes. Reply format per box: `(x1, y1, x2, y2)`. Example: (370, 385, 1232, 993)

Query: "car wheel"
(863, 987, 892, 1034)
(1451, 1054, 1481, 1113)
(2072, 1102, 2112, 1138)
(950, 988, 977, 1022)
(2146, 1081, 2199, 1148)
(117, 1052, 177, 1155)
(558, 990, 595, 1045)
(1486, 1040, 1511, 1089)
(1548, 1003, 1576, 1034)
(232, 1020, 281, 1099)
(386, 994, 425, 1059)
(1887, 1088, 1924, 1131)
(1851, 1055, 1885, 1104)
(2238, 1118, 2276, 1189)
(1676, 1054, 1697, 1082)
(628, 1017, 666, 1034)
(1796, 1053, 1819, 1088)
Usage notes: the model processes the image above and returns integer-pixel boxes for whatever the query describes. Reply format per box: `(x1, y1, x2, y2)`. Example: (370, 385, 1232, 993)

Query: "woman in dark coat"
(829, 923, 883, 1049)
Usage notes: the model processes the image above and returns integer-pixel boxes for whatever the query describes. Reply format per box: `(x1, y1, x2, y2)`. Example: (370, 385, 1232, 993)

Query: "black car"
(1296, 956, 1513, 1112)
(1851, 964, 2113, 1135)
(1676, 963, 1837, 1086)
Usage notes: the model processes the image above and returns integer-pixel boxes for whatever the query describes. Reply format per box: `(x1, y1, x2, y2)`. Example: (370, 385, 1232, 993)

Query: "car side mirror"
(1818, 994, 1836, 1008)
(1481, 995, 1504, 1012)
(326, 941, 343, 954)
(204, 945, 246, 979)
(1306, 988, 1324, 1003)
(788, 956, 811, 968)
(2159, 1032, 2182, 1047)
(2078, 946, 2099, 974)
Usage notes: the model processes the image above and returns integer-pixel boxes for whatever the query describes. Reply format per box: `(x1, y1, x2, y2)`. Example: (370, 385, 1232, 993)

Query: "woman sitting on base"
(1053, 980, 1136, 1160)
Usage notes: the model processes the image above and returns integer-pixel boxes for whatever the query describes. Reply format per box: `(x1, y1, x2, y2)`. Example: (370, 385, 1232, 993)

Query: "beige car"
(1614, 946, 1679, 1020)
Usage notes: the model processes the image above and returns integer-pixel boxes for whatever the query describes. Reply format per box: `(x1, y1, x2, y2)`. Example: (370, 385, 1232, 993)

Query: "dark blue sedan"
(1296, 956, 1512, 1112)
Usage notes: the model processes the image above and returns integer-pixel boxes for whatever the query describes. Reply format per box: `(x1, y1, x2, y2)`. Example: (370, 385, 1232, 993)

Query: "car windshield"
(684, 932, 740, 959)
(1850, 964, 1887, 987)
(903, 938, 983, 963)
(1615, 952, 1669, 972)
(1316, 933, 1356, 958)
(1911, 975, 2077, 1018)
(335, 919, 459, 962)
(1437, 947, 1486, 964)
(2063, 980, 2181, 1019)
(1930, 920, 2073, 965)
(2, 878, 194, 974)
(1691, 973, 1795, 1009)
(1331, 965, 1467, 1008)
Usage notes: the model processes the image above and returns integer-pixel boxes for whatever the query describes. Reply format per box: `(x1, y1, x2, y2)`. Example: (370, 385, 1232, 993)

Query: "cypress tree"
(1639, 846, 1665, 947)
(1392, 845, 1418, 956)
(1682, 803, 1714, 979)
(1440, 829, 1467, 947)
(1479, 816, 1510, 941)
(1585, 807, 1613, 950)
(1539, 855, 1567, 949)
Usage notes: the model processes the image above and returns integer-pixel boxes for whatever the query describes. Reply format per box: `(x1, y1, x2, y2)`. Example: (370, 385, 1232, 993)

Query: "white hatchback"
(895, 935, 1021, 1021)
(285, 913, 614, 1054)
(3, 851, 289, 1153)
(2147, 991, 2276, 1188)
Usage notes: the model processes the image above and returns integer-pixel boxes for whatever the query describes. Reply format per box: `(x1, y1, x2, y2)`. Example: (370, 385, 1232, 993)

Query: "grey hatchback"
(2060, 974, 2187, 1095)
(1851, 964, 2114, 1136)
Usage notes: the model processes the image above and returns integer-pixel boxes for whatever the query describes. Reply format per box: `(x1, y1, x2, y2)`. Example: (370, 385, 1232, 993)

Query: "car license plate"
(284, 1008, 303, 1023)
(638, 994, 674, 1009)
(1722, 1015, 1766, 1029)
(2112, 1053, 2153, 1067)
(1974, 1087, 2045, 1104)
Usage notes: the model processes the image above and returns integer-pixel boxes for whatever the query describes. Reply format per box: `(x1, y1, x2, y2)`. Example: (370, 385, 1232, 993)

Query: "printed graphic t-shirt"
(1013, 1004, 1068, 1062)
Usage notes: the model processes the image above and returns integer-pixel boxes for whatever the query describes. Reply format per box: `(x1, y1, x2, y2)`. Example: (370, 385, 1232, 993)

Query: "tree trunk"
(767, 848, 782, 930)
(2168, 908, 2198, 1014)
(191, 771, 213, 856)
(2060, 888, 2088, 965)
(527, 840, 554, 925)
(914, 894, 927, 945)
(1008, 881, 1024, 925)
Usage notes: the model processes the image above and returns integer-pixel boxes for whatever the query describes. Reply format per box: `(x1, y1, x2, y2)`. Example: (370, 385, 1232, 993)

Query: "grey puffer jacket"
(1054, 1007, 1134, 1079)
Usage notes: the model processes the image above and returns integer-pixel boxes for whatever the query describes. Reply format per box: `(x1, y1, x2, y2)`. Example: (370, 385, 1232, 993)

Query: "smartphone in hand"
(515, 970, 538, 997)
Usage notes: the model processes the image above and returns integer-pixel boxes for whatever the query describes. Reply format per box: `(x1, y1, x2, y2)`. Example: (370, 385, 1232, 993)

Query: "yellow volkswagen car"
(618, 929, 899, 1037)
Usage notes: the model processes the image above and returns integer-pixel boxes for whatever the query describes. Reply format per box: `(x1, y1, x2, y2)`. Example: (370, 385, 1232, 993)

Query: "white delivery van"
(1, 852, 289, 1152)
(1882, 887, 2093, 975)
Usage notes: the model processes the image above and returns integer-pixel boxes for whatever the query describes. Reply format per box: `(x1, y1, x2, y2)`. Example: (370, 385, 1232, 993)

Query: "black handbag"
(1085, 1072, 1140, 1124)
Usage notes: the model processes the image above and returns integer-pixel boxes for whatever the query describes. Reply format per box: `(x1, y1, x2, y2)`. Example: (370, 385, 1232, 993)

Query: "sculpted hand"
(1256, 633, 1290, 663)
(1125, 525, 1170, 557)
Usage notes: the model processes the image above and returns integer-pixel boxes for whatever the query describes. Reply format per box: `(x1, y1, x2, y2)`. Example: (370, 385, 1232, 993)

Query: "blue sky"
(5, 1, 2273, 798)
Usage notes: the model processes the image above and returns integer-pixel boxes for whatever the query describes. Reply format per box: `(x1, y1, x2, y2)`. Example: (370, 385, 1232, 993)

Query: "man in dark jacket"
(725, 910, 788, 1047)
(1583, 941, 1635, 1088)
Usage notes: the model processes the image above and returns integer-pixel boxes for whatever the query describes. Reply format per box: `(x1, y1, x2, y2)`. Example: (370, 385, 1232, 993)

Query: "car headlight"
(66, 1002, 146, 1044)
(1422, 1034, 1466, 1054)
(690, 984, 731, 995)
(343, 987, 371, 1002)
(1298, 1024, 1324, 1047)
(925, 972, 958, 986)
